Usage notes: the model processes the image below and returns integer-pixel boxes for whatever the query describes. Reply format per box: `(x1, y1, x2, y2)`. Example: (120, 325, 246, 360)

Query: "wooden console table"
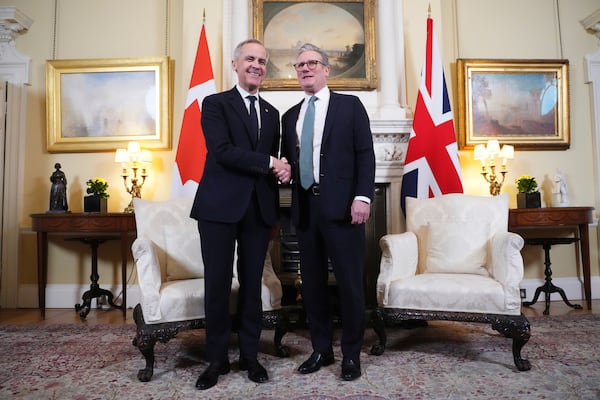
(508, 207, 594, 310)
(30, 213, 136, 319)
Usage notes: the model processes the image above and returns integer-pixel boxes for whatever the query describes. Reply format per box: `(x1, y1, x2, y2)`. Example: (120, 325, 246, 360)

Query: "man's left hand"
(351, 200, 370, 224)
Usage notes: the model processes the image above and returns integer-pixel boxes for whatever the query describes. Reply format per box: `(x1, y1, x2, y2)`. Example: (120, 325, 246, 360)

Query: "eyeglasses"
(293, 60, 325, 71)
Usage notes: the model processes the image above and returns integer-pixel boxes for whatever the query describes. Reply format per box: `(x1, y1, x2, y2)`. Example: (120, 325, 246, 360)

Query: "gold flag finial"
(428, 3, 431, 18)
(203, 8, 206, 24)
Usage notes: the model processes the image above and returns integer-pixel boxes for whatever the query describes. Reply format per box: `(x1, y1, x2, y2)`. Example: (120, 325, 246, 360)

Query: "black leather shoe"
(195, 361, 230, 390)
(341, 358, 361, 381)
(297, 351, 335, 374)
(239, 358, 269, 383)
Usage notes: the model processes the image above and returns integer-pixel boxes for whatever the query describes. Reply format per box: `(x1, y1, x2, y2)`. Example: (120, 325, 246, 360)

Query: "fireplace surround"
(272, 120, 411, 308)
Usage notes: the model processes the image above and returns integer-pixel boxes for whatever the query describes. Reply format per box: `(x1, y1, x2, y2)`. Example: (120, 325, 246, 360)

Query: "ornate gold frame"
(46, 57, 172, 153)
(457, 59, 570, 150)
(253, 0, 377, 90)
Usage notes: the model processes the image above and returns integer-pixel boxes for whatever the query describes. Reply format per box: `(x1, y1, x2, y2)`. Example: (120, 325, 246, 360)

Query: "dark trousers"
(198, 195, 271, 362)
(297, 193, 366, 359)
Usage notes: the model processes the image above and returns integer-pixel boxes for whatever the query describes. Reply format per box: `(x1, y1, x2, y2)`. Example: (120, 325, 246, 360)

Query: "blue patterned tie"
(300, 96, 317, 190)
(247, 95, 259, 143)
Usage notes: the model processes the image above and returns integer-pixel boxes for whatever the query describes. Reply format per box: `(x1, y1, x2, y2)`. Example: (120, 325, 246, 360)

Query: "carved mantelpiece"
(0, 6, 32, 84)
(581, 8, 600, 40)
(371, 119, 411, 183)
(371, 119, 411, 233)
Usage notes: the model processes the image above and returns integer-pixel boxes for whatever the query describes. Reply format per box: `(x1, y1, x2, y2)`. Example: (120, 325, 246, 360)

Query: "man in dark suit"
(190, 39, 291, 390)
(281, 43, 376, 381)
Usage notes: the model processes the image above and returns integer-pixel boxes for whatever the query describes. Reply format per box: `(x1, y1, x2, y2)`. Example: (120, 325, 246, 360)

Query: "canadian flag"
(400, 16, 463, 214)
(170, 23, 216, 198)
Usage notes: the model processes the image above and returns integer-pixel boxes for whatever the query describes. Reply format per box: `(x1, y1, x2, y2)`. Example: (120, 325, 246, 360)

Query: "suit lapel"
(322, 92, 339, 145)
(226, 88, 257, 146)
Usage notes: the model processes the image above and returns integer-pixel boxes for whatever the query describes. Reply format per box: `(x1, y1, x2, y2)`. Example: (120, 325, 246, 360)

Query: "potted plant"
(84, 177, 109, 212)
(515, 175, 541, 208)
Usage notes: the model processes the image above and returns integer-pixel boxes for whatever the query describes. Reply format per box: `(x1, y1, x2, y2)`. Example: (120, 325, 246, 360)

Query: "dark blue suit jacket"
(281, 91, 375, 226)
(191, 87, 280, 225)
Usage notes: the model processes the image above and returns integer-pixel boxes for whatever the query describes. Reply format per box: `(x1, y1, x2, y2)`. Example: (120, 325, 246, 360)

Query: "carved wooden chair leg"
(133, 333, 156, 382)
(369, 308, 387, 356)
(263, 310, 290, 357)
(274, 326, 290, 357)
(491, 315, 531, 371)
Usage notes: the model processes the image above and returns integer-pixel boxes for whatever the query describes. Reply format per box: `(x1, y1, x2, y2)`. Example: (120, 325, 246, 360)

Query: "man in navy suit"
(281, 43, 375, 381)
(190, 39, 290, 390)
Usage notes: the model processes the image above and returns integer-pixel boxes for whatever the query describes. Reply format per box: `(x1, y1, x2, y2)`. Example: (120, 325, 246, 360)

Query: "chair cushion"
(157, 278, 240, 323)
(164, 220, 203, 280)
(386, 273, 516, 314)
(134, 197, 204, 280)
(426, 219, 489, 275)
(406, 194, 509, 275)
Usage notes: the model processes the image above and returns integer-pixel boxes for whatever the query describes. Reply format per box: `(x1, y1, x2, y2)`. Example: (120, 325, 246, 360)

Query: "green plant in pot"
(84, 177, 109, 212)
(515, 175, 541, 208)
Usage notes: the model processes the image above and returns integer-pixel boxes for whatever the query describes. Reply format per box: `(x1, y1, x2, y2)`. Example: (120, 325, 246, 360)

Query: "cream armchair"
(131, 197, 289, 382)
(371, 194, 531, 371)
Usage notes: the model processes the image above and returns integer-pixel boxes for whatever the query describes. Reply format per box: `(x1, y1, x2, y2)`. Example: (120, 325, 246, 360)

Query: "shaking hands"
(272, 157, 291, 184)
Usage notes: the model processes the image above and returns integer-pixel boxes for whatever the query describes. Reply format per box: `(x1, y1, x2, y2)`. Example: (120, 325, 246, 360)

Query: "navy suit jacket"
(281, 91, 375, 227)
(190, 87, 280, 225)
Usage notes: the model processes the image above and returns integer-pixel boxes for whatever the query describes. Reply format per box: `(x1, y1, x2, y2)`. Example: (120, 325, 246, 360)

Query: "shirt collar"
(236, 84, 259, 100)
(305, 86, 329, 103)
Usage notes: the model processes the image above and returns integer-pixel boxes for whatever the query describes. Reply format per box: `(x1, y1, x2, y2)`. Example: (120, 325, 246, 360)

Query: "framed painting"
(253, 0, 377, 90)
(46, 56, 172, 153)
(457, 59, 570, 150)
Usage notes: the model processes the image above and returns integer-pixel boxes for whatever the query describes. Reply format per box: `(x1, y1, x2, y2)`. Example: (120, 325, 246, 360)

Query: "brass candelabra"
(114, 142, 152, 213)
(473, 140, 514, 196)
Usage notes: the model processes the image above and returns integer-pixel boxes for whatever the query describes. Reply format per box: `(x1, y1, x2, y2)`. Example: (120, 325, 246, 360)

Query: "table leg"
(121, 232, 127, 319)
(579, 224, 592, 310)
(36, 231, 48, 319)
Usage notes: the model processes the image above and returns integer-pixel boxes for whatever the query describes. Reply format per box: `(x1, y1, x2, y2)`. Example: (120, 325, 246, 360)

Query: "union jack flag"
(400, 16, 463, 214)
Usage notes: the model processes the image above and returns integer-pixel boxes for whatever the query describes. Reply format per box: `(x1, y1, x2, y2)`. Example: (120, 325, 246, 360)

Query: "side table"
(30, 212, 136, 319)
(508, 207, 595, 310)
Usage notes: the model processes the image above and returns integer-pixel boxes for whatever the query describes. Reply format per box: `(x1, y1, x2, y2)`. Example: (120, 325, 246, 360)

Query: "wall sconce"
(114, 141, 152, 212)
(473, 139, 514, 196)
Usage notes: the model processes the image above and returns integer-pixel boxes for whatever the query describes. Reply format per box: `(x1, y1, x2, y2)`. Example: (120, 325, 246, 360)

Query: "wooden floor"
(1, 299, 599, 325)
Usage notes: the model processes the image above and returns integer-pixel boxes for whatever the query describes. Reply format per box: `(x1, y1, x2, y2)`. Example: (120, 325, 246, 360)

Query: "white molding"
(18, 283, 141, 309)
(0, 7, 31, 309)
(581, 8, 600, 40)
(15, 278, 599, 310)
(519, 276, 600, 303)
(1, 83, 27, 308)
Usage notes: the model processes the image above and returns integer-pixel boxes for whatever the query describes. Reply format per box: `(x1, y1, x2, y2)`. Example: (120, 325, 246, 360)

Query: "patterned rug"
(1, 314, 599, 399)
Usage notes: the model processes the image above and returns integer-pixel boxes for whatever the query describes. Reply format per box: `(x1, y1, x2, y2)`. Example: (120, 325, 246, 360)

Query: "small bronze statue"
(48, 162, 69, 213)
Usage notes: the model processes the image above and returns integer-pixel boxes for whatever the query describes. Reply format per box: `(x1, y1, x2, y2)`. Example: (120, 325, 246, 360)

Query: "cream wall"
(2, 0, 600, 308)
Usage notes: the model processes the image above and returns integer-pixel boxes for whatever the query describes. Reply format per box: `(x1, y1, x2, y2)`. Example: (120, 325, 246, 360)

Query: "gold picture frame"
(46, 56, 172, 153)
(457, 59, 570, 150)
(253, 0, 377, 90)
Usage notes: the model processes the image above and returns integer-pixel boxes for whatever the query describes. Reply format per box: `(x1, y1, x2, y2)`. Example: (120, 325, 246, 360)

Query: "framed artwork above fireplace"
(252, 0, 377, 90)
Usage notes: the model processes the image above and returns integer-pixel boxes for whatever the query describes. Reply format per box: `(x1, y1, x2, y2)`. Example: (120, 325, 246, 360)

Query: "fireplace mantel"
(371, 119, 411, 233)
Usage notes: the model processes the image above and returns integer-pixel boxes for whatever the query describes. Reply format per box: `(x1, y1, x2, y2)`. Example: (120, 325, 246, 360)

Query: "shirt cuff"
(354, 195, 371, 204)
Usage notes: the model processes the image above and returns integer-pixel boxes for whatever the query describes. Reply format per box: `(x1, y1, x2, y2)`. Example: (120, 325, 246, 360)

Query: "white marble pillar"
(377, 0, 408, 120)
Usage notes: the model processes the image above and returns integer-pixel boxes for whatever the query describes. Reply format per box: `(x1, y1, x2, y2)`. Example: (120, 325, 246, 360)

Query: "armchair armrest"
(489, 231, 525, 311)
(376, 232, 418, 306)
(131, 237, 164, 322)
